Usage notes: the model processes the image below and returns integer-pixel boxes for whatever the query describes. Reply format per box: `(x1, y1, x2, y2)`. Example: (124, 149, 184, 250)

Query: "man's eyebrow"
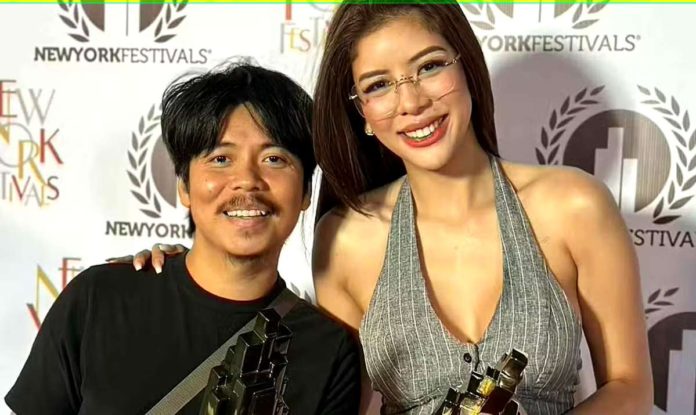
(212, 142, 290, 152)
(260, 142, 291, 151)
(214, 142, 235, 149)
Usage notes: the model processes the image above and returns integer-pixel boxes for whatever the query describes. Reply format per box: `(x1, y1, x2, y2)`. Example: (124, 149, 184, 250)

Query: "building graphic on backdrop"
(104, 103, 190, 239)
(33, 0, 211, 64)
(465, 2, 641, 53)
(643, 286, 696, 415)
(535, 88, 696, 411)
(0, 79, 62, 207)
(535, 85, 696, 248)
(56, 0, 188, 43)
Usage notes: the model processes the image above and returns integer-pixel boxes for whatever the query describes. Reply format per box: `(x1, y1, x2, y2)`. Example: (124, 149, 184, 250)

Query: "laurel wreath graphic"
(645, 287, 679, 316)
(153, 0, 189, 43)
(638, 86, 696, 224)
(461, 3, 508, 31)
(556, 0, 610, 30)
(463, 1, 608, 31)
(535, 86, 605, 166)
(128, 105, 164, 219)
(57, 0, 90, 43)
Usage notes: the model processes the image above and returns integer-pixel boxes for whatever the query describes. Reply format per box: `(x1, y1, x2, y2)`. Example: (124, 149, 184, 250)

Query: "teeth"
(404, 117, 443, 140)
(224, 210, 268, 218)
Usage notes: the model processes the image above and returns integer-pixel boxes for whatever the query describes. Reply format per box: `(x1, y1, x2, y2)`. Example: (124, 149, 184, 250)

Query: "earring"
(365, 124, 374, 136)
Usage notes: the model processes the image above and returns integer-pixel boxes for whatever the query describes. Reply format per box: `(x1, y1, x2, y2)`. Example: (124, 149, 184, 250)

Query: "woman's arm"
(556, 172, 653, 414)
(313, 210, 375, 414)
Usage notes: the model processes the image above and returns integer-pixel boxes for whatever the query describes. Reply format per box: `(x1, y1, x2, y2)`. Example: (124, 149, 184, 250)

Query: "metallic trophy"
(434, 349, 528, 415)
(199, 309, 292, 415)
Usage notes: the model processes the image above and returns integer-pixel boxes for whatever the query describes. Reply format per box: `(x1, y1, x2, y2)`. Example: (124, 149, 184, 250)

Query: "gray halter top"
(359, 157, 582, 415)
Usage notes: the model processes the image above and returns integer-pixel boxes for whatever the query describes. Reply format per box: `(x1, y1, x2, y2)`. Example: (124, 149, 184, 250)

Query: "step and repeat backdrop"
(1, 2, 694, 414)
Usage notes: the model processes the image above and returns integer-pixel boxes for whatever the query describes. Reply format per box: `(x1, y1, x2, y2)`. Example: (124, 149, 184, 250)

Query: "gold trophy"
(434, 349, 528, 415)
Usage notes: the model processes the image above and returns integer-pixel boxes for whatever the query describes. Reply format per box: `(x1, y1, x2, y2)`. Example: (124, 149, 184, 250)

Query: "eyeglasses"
(349, 54, 461, 121)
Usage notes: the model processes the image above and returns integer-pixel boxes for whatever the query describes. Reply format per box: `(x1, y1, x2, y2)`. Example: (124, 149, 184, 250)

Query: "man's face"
(179, 106, 309, 260)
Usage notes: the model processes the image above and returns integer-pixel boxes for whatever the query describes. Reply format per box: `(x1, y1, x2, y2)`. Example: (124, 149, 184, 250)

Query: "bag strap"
(145, 287, 300, 415)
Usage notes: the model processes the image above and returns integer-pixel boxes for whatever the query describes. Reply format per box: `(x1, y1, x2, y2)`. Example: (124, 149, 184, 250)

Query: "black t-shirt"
(5, 254, 360, 414)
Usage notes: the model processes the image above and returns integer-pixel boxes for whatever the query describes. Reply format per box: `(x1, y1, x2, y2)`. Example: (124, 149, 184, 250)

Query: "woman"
(125, 2, 652, 414)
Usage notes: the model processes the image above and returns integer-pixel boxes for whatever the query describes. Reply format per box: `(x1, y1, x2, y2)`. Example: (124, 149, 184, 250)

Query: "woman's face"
(351, 15, 475, 173)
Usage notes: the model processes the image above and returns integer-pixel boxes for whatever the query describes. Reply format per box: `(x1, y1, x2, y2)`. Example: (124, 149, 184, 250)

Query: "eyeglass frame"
(347, 53, 462, 114)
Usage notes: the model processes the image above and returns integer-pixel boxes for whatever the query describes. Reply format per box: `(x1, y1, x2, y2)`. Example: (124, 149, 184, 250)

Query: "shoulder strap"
(145, 288, 300, 415)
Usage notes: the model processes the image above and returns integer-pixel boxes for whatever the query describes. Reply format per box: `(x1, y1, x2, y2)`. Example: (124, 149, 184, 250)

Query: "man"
(6, 63, 361, 414)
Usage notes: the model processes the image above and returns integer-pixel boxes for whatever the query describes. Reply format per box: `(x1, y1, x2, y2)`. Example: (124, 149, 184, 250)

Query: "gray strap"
(145, 288, 300, 415)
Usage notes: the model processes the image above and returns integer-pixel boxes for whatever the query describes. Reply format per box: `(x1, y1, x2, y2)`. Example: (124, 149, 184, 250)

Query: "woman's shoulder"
(316, 176, 405, 235)
(500, 159, 618, 221)
(313, 178, 403, 278)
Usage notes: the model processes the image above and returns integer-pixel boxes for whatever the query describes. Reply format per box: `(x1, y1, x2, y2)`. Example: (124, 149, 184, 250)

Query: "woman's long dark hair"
(313, 1, 499, 223)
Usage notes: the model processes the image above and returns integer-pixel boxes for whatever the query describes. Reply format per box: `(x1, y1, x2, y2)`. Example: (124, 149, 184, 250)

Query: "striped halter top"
(359, 157, 582, 415)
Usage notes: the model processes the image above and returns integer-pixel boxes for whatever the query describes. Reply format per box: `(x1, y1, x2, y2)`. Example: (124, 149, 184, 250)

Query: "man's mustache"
(219, 194, 276, 213)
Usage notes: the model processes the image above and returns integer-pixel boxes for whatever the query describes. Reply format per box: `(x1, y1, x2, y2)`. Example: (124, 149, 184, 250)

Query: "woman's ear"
(365, 123, 375, 136)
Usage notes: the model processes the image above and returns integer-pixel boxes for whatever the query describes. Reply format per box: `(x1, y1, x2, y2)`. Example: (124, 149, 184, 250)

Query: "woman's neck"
(404, 135, 495, 223)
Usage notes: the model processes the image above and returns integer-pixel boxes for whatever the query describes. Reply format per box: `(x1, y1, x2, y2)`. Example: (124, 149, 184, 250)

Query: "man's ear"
(178, 178, 191, 208)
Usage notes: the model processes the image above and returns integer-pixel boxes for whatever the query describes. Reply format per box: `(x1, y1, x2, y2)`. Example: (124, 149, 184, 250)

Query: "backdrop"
(1, 2, 694, 414)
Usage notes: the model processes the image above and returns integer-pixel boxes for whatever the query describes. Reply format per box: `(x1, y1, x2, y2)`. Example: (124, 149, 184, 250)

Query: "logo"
(281, 2, 334, 53)
(465, 2, 609, 31)
(34, 0, 211, 64)
(0, 79, 62, 207)
(26, 257, 83, 328)
(105, 104, 189, 239)
(646, 287, 696, 415)
(466, 2, 641, 53)
(536, 85, 696, 247)
(57, 0, 188, 43)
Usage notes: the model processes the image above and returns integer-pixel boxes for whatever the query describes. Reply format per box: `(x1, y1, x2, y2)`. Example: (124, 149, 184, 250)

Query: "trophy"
(198, 309, 292, 415)
(433, 349, 528, 415)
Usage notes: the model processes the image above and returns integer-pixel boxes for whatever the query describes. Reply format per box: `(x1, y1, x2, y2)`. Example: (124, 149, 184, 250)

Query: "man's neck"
(185, 245, 279, 301)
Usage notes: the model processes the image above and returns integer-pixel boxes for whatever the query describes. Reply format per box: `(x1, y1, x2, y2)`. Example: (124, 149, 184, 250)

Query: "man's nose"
(229, 160, 265, 192)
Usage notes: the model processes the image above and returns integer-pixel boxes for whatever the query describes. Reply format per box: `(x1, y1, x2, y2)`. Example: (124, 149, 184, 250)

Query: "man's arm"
(5, 270, 90, 414)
